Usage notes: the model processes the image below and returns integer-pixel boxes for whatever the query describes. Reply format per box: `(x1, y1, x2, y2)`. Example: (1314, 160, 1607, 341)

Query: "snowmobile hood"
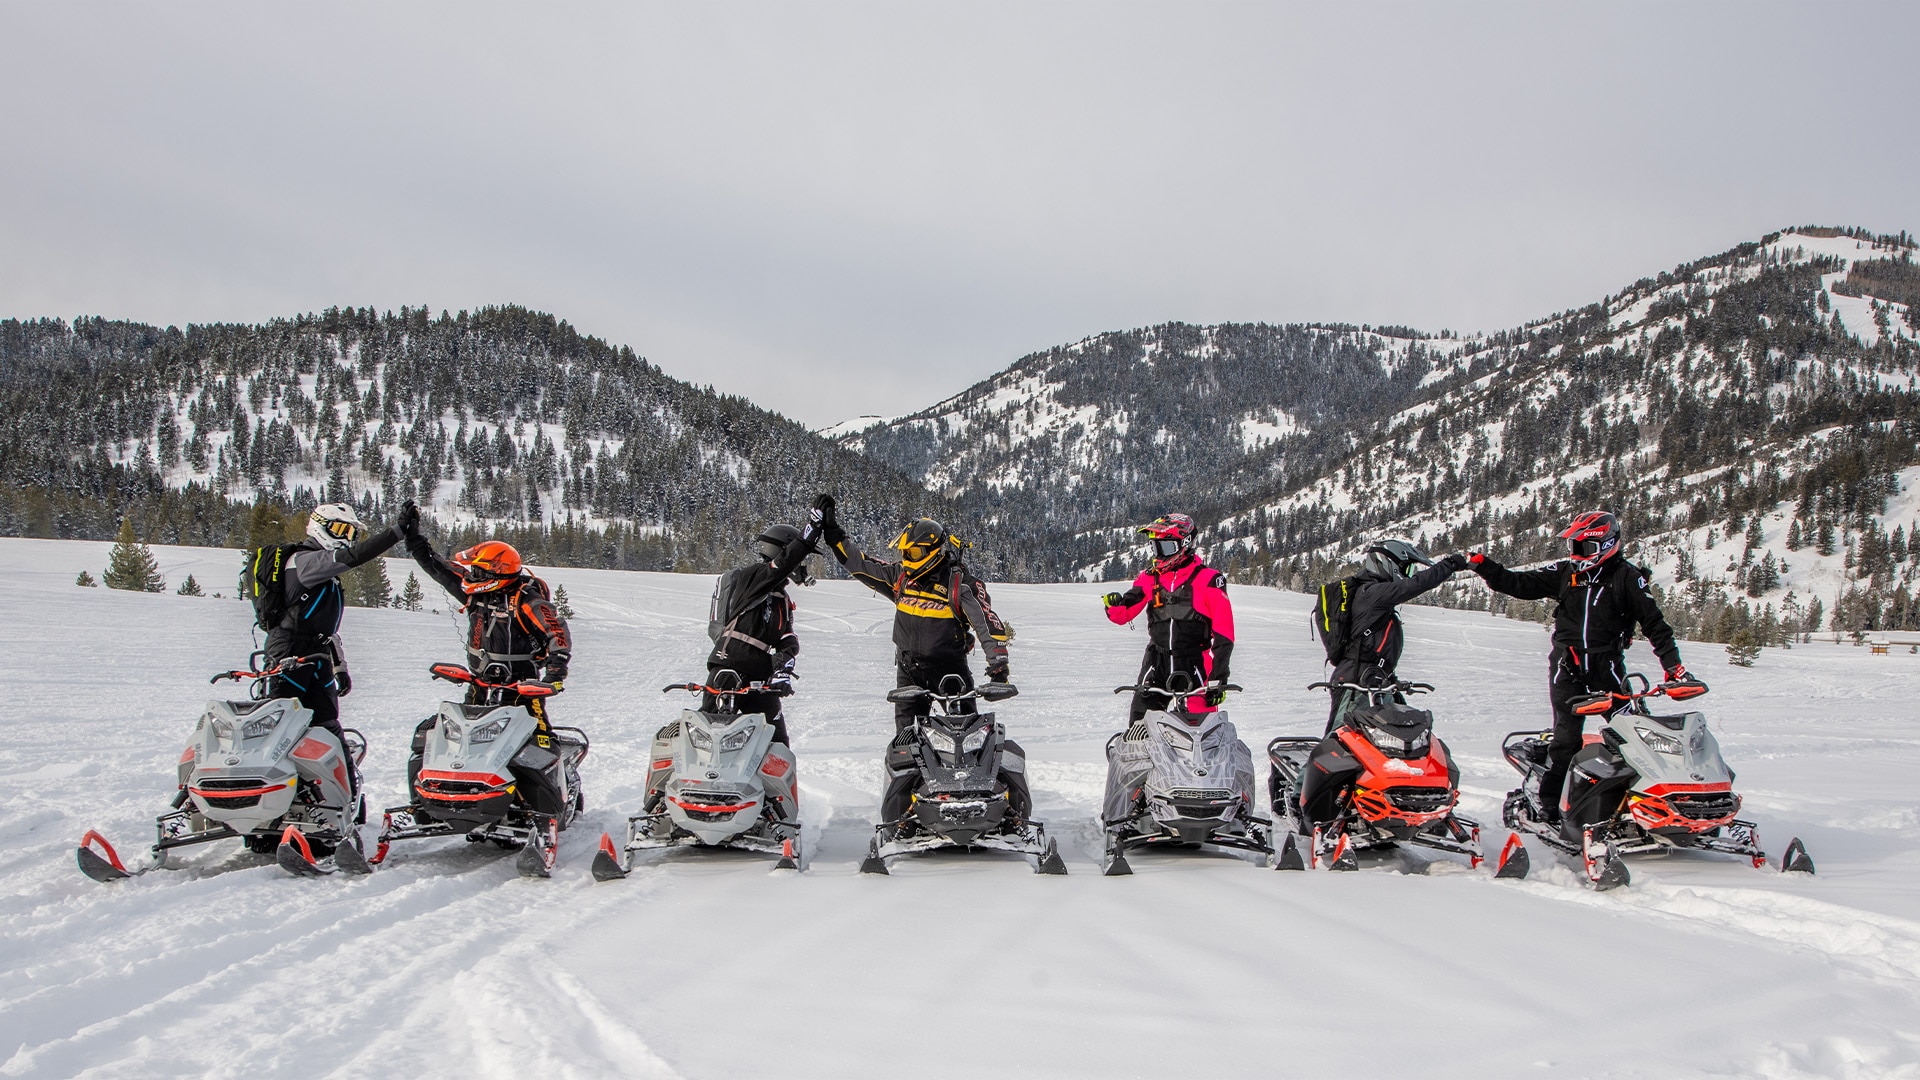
(1606, 710, 1734, 789)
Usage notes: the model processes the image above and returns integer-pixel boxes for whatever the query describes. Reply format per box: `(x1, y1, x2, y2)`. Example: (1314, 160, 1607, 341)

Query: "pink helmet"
(1137, 513, 1195, 569)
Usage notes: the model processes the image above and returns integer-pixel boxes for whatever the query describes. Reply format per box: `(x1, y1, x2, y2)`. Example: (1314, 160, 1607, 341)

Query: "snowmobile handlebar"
(1306, 680, 1433, 697)
(1112, 682, 1242, 698)
(887, 683, 1020, 704)
(1572, 678, 1709, 716)
(210, 652, 332, 684)
(662, 680, 793, 698)
(428, 662, 559, 698)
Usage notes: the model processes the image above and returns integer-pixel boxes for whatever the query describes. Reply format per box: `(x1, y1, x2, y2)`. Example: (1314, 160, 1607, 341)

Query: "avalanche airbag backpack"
(1310, 575, 1364, 664)
(241, 542, 305, 632)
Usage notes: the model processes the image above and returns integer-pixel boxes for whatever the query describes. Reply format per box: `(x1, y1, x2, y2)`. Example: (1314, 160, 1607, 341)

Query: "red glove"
(1665, 664, 1688, 681)
(1468, 552, 1486, 566)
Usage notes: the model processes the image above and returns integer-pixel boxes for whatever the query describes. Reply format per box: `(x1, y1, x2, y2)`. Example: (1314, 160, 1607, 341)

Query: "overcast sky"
(2, 3, 1915, 428)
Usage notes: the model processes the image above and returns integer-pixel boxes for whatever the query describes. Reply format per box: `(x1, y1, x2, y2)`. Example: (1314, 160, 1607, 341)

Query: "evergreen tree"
(104, 519, 166, 592)
(1816, 519, 1837, 557)
(176, 574, 204, 596)
(1725, 628, 1760, 666)
(399, 571, 425, 611)
(345, 558, 392, 607)
(75, 570, 97, 587)
(553, 583, 575, 619)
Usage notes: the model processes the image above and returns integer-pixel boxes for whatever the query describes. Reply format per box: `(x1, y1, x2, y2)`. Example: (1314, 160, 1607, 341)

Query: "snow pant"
(1326, 662, 1401, 735)
(1541, 652, 1629, 820)
(704, 687, 789, 745)
(1297, 734, 1360, 827)
(894, 654, 976, 731)
(1129, 646, 1212, 722)
(268, 657, 356, 794)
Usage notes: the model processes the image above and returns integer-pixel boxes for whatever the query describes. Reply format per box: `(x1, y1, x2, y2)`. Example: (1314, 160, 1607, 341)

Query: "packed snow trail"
(3, 538, 1919, 1078)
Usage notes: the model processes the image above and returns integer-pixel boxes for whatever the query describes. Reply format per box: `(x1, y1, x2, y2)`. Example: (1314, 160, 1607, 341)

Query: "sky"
(2, 2, 1916, 429)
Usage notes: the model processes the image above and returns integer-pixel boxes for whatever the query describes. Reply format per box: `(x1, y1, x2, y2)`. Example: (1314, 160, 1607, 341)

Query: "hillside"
(0, 306, 945, 575)
(838, 227, 1920, 642)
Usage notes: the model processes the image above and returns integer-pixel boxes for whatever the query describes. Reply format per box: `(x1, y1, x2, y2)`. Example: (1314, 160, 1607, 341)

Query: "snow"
(815, 415, 896, 441)
(6, 539, 1920, 1077)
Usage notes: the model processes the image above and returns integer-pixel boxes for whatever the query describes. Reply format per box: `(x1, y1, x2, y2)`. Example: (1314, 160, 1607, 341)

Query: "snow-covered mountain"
(838, 227, 1920, 641)
(0, 306, 943, 573)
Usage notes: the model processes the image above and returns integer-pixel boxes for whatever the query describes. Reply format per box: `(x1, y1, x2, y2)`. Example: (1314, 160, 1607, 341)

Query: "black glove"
(1102, 592, 1124, 608)
(545, 660, 569, 684)
(1204, 688, 1226, 708)
(810, 494, 837, 529)
(1442, 552, 1470, 573)
(335, 667, 352, 696)
(986, 661, 1010, 684)
(395, 500, 420, 539)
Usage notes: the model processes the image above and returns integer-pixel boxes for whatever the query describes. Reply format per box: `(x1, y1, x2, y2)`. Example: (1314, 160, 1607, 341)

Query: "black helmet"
(1359, 539, 1434, 581)
(892, 517, 956, 579)
(755, 524, 814, 585)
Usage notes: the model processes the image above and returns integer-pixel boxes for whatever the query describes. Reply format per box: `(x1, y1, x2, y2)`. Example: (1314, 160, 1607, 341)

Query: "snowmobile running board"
(860, 823, 1066, 876)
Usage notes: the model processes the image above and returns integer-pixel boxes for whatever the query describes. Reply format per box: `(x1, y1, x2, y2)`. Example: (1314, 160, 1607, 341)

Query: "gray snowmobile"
(860, 675, 1066, 875)
(593, 671, 804, 880)
(1100, 677, 1269, 875)
(78, 652, 370, 881)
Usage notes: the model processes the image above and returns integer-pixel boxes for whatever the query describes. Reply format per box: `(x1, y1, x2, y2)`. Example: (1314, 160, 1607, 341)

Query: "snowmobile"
(77, 652, 371, 882)
(1497, 673, 1815, 891)
(373, 662, 588, 878)
(1266, 679, 1486, 874)
(859, 675, 1066, 875)
(592, 671, 803, 880)
(1100, 677, 1271, 876)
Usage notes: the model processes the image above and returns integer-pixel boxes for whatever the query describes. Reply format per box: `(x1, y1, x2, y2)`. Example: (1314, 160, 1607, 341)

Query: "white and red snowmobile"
(372, 662, 587, 878)
(1267, 679, 1486, 874)
(860, 676, 1066, 876)
(1100, 678, 1271, 875)
(593, 671, 804, 880)
(1497, 673, 1815, 890)
(77, 652, 371, 881)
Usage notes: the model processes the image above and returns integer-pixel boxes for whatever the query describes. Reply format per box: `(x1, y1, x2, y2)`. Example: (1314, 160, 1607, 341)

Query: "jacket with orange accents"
(408, 535, 573, 682)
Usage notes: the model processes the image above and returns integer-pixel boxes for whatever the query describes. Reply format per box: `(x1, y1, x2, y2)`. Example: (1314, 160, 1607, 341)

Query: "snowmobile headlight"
(1635, 726, 1683, 755)
(925, 729, 957, 755)
(961, 728, 989, 754)
(1407, 731, 1430, 756)
(720, 726, 755, 752)
(208, 715, 234, 739)
(241, 714, 279, 739)
(1159, 724, 1194, 751)
(1366, 726, 1406, 753)
(442, 720, 463, 744)
(688, 725, 714, 751)
(467, 717, 508, 744)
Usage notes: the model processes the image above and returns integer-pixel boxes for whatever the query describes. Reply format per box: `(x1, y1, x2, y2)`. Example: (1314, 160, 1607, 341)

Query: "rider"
(816, 495, 1026, 823)
(1469, 510, 1701, 825)
(254, 502, 406, 795)
(701, 516, 823, 745)
(1322, 539, 1470, 734)
(399, 524, 573, 815)
(1102, 513, 1236, 721)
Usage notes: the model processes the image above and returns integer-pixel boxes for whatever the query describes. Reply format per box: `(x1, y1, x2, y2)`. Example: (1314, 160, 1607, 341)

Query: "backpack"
(1309, 575, 1365, 664)
(708, 567, 784, 657)
(240, 542, 305, 632)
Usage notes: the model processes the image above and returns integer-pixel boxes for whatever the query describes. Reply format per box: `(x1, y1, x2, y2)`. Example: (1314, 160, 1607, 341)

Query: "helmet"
(307, 504, 367, 551)
(1359, 539, 1434, 581)
(452, 540, 523, 594)
(1560, 511, 1621, 571)
(892, 518, 953, 578)
(756, 524, 813, 586)
(1137, 513, 1195, 569)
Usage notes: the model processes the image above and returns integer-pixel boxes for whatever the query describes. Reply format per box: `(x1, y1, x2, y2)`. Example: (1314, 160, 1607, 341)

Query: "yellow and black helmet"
(891, 517, 963, 576)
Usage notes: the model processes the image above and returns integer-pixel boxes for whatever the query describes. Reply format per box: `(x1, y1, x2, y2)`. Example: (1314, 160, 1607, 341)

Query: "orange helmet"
(452, 540, 523, 594)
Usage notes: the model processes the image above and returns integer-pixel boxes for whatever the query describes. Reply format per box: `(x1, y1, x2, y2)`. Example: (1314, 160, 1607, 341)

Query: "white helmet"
(308, 504, 367, 550)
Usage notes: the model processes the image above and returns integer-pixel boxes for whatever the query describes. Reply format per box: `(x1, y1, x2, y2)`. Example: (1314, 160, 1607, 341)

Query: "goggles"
(321, 519, 365, 542)
(463, 562, 507, 583)
(1569, 537, 1610, 558)
(904, 542, 934, 561)
(1154, 538, 1184, 559)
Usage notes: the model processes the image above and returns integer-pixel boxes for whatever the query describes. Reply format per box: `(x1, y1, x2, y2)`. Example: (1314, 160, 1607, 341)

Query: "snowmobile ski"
(1274, 832, 1306, 871)
(1493, 832, 1530, 880)
(518, 817, 560, 878)
(591, 831, 631, 881)
(773, 837, 801, 872)
(859, 834, 890, 876)
(1035, 836, 1068, 875)
(276, 826, 333, 877)
(77, 830, 143, 882)
(1780, 837, 1815, 875)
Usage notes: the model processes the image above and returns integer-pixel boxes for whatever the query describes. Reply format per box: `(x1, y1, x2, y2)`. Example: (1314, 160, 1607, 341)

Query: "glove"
(1665, 663, 1688, 682)
(810, 494, 837, 529)
(1442, 552, 1470, 572)
(986, 661, 1010, 684)
(545, 661, 569, 684)
(1102, 592, 1124, 608)
(335, 668, 352, 696)
(1468, 552, 1486, 567)
(770, 658, 797, 695)
(1204, 689, 1226, 708)
(395, 499, 420, 539)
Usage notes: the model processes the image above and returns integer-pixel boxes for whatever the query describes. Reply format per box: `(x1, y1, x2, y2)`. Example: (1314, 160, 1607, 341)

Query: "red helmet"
(1560, 511, 1621, 571)
(1137, 513, 1196, 569)
(452, 540, 523, 594)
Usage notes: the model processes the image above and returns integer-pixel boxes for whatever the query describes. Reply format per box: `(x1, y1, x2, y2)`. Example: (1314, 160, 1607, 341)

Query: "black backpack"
(708, 566, 784, 658)
(1309, 575, 1365, 664)
(241, 542, 305, 632)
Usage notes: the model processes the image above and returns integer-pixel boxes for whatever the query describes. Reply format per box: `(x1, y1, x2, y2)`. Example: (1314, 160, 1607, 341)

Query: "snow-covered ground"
(4, 538, 1919, 1079)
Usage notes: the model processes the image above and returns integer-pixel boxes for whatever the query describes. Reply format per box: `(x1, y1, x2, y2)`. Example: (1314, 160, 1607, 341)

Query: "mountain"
(838, 227, 1920, 642)
(0, 305, 944, 577)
